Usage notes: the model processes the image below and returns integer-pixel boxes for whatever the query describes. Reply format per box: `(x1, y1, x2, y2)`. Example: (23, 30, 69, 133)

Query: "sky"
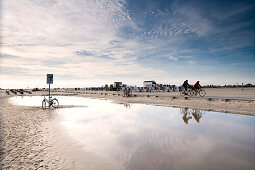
(0, 0, 255, 89)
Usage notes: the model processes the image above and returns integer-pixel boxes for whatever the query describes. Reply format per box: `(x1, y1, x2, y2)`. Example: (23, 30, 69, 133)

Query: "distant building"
(114, 82, 122, 88)
(143, 81, 156, 87)
(112, 82, 122, 91)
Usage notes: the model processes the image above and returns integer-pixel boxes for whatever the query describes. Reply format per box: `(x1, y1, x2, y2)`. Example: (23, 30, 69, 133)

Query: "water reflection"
(56, 99, 254, 170)
(180, 108, 205, 124)
(9, 96, 255, 170)
(123, 103, 131, 108)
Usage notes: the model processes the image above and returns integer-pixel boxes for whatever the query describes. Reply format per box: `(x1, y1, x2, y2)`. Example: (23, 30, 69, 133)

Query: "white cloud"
(168, 56, 178, 61)
(188, 61, 196, 64)
(168, 55, 193, 61)
(179, 56, 193, 59)
(1, 0, 254, 88)
(170, 1, 213, 37)
(1, 0, 174, 88)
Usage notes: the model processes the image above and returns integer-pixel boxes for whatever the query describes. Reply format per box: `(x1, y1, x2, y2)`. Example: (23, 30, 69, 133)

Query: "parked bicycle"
(42, 95, 59, 110)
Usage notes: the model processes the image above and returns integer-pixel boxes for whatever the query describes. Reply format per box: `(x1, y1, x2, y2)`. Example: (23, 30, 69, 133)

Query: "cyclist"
(194, 81, 202, 92)
(182, 80, 191, 94)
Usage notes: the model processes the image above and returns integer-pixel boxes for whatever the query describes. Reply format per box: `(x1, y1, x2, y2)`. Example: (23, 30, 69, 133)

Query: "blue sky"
(0, 0, 254, 88)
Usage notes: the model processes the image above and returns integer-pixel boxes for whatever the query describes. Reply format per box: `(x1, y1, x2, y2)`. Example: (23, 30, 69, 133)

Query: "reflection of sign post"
(47, 74, 53, 101)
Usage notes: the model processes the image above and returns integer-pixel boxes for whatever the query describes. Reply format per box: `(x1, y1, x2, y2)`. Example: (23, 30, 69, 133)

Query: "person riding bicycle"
(182, 80, 191, 94)
(194, 81, 202, 90)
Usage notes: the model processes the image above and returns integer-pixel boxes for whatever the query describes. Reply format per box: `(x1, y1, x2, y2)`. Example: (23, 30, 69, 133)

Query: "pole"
(49, 83, 50, 102)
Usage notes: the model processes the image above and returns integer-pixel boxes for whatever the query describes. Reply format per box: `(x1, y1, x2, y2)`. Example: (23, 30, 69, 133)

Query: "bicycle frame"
(180, 88, 193, 96)
(42, 95, 59, 110)
(43, 95, 53, 105)
(192, 88, 206, 97)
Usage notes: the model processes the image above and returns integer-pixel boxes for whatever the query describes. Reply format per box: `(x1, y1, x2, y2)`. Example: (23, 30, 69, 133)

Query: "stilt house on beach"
(143, 81, 156, 87)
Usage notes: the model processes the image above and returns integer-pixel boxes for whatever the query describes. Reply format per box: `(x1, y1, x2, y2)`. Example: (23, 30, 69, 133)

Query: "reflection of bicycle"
(42, 95, 59, 110)
(123, 88, 132, 97)
(191, 88, 206, 97)
(124, 103, 131, 108)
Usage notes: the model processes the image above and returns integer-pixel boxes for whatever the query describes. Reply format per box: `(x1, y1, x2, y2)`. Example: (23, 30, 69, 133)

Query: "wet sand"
(1, 88, 255, 169)
(0, 93, 67, 169)
(41, 87, 255, 115)
(0, 93, 113, 170)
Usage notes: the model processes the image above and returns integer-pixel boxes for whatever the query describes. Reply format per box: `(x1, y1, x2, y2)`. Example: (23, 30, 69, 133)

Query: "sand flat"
(1, 88, 255, 169)
(0, 93, 114, 169)
(45, 87, 255, 115)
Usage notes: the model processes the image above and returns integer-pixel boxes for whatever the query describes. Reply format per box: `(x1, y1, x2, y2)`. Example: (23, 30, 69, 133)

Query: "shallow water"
(10, 96, 255, 170)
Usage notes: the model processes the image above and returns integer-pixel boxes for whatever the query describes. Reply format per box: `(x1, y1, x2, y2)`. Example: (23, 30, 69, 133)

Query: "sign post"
(47, 74, 53, 102)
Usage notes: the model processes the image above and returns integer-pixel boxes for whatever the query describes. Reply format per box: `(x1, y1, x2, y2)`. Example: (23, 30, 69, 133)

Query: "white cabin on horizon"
(143, 81, 156, 87)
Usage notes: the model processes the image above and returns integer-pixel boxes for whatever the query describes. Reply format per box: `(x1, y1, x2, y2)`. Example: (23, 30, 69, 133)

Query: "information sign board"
(47, 74, 53, 84)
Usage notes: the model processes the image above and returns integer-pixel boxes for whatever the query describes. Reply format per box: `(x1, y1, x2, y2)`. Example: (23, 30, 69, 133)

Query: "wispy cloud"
(188, 61, 196, 64)
(168, 56, 178, 61)
(168, 55, 193, 61)
(1, 0, 255, 88)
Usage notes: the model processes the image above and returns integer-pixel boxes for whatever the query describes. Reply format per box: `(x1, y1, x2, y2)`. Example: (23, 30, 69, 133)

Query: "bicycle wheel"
(193, 90, 198, 96)
(42, 100, 46, 110)
(188, 90, 194, 96)
(52, 99, 59, 108)
(180, 90, 185, 96)
(199, 90, 206, 97)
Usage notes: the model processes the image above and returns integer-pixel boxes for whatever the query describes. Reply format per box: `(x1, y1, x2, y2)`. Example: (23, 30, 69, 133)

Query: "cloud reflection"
(55, 97, 255, 170)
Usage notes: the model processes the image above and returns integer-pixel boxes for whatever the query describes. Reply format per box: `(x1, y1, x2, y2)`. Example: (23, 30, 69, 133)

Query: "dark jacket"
(182, 81, 190, 88)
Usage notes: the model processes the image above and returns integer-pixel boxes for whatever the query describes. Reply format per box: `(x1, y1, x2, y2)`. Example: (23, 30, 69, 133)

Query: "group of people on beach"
(182, 80, 201, 94)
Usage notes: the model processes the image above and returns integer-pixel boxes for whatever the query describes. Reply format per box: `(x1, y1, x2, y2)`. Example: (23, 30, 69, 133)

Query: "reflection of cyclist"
(124, 103, 130, 108)
(181, 108, 192, 124)
(192, 110, 202, 123)
(194, 81, 201, 90)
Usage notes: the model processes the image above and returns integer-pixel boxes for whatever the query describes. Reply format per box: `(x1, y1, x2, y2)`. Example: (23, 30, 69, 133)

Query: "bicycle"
(192, 88, 206, 97)
(180, 88, 194, 97)
(42, 95, 59, 110)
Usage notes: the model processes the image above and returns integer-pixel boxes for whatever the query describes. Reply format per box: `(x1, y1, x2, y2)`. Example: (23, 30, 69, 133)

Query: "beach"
(44, 87, 255, 115)
(2, 0, 255, 169)
(0, 92, 116, 170)
(0, 93, 66, 169)
(0, 87, 255, 169)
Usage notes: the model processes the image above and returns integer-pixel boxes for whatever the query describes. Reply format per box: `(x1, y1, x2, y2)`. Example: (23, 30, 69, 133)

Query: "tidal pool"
(10, 96, 255, 170)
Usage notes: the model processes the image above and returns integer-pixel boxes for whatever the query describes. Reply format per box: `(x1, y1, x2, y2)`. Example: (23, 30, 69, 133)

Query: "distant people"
(172, 85, 176, 92)
(123, 87, 132, 97)
(194, 81, 202, 90)
(110, 84, 113, 90)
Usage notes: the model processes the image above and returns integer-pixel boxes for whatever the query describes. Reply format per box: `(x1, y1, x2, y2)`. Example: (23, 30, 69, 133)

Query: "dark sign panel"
(47, 74, 53, 84)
